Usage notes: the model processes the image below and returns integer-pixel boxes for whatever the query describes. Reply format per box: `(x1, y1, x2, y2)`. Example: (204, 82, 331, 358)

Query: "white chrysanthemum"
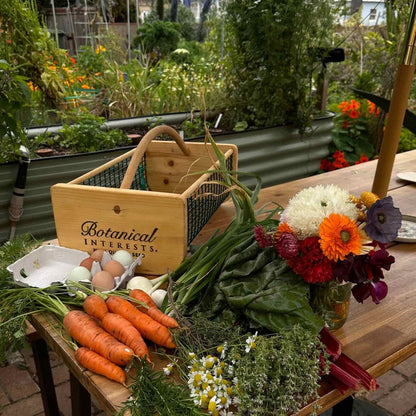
(283, 185, 358, 238)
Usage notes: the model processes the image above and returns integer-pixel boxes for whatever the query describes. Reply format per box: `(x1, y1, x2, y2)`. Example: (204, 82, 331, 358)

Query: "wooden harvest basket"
(51, 125, 238, 275)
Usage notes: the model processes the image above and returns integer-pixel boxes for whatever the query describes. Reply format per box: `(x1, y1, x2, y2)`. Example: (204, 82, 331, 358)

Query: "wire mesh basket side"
(186, 155, 234, 244)
(81, 155, 148, 190)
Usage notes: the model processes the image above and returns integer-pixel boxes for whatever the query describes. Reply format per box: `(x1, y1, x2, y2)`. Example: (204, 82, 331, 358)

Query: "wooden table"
(30, 149, 416, 416)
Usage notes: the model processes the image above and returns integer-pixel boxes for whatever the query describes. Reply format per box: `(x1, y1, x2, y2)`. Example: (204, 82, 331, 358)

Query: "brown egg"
(92, 271, 115, 292)
(90, 249, 105, 262)
(79, 257, 94, 271)
(103, 259, 125, 278)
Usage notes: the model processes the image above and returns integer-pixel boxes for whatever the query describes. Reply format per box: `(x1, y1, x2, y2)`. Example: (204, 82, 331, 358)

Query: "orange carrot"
(75, 347, 126, 384)
(129, 289, 179, 328)
(106, 295, 176, 349)
(101, 312, 151, 361)
(83, 294, 109, 320)
(63, 310, 134, 366)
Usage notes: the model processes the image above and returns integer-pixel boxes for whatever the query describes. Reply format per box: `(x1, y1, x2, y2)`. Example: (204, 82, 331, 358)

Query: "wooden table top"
(31, 149, 416, 415)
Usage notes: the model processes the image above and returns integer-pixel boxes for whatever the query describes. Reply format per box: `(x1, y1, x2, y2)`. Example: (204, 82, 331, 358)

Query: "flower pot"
(310, 281, 352, 330)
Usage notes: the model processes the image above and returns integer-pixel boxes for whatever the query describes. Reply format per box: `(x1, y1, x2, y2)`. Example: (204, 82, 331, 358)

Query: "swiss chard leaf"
(204, 237, 324, 335)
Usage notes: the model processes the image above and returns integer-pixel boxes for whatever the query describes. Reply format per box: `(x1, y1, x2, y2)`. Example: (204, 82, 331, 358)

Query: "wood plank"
(51, 183, 187, 275)
(34, 150, 416, 416)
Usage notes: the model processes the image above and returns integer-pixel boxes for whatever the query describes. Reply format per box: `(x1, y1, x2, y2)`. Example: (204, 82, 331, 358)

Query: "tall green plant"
(0, 0, 70, 109)
(0, 61, 36, 163)
(222, 0, 336, 132)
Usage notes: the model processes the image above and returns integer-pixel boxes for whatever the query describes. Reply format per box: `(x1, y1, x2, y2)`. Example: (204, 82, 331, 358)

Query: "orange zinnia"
(275, 222, 293, 238)
(319, 214, 361, 261)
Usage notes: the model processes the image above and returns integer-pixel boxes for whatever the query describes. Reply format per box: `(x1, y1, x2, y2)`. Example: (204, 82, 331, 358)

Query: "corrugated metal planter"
(189, 112, 335, 189)
(0, 148, 133, 243)
(0, 112, 334, 242)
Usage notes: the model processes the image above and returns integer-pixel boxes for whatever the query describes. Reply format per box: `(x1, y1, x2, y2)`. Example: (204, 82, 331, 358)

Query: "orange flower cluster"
(338, 99, 379, 119)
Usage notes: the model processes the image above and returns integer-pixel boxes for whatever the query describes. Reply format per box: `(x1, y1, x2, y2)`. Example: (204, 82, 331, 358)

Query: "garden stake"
(372, 0, 416, 197)
(8, 146, 30, 241)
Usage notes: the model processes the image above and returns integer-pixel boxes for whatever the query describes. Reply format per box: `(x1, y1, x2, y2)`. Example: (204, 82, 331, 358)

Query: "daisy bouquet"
(255, 185, 402, 325)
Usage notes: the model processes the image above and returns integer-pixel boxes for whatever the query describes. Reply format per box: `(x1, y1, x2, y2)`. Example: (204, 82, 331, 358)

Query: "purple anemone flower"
(364, 196, 402, 243)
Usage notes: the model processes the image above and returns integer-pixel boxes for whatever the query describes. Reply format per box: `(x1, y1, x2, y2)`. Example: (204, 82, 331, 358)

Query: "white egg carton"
(7, 245, 90, 288)
(7, 245, 143, 291)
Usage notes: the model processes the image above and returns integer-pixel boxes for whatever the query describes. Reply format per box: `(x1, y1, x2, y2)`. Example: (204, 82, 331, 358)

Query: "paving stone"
(55, 381, 71, 416)
(394, 355, 416, 378)
(367, 371, 405, 402)
(0, 393, 44, 416)
(48, 350, 63, 368)
(52, 364, 70, 386)
(0, 365, 39, 401)
(0, 387, 10, 406)
(21, 347, 37, 376)
(376, 382, 416, 416)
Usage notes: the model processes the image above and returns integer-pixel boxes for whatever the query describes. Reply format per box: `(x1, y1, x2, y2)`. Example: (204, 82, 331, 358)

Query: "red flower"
(355, 154, 369, 164)
(288, 237, 334, 283)
(349, 110, 359, 119)
(320, 158, 335, 171)
(342, 120, 349, 129)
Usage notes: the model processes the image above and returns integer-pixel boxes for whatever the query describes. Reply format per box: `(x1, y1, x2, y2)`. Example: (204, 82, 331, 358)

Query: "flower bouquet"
(255, 185, 402, 329)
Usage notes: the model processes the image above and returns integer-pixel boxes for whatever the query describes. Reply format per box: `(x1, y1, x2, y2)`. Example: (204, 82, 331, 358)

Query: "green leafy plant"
(38, 111, 129, 153)
(320, 98, 377, 171)
(133, 20, 182, 59)
(0, 61, 41, 163)
(222, 0, 337, 132)
(398, 128, 416, 153)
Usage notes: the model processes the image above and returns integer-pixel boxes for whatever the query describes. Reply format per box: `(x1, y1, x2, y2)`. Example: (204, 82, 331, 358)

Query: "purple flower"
(370, 281, 388, 304)
(351, 282, 371, 303)
(334, 249, 394, 284)
(351, 281, 388, 304)
(364, 196, 402, 243)
(276, 232, 299, 259)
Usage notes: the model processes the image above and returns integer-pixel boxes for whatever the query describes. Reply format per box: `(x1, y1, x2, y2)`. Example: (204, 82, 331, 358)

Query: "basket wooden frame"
(51, 125, 238, 275)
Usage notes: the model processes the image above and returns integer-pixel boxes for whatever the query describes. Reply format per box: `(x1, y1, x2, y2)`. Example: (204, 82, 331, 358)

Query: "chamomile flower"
(163, 363, 174, 376)
(245, 332, 258, 353)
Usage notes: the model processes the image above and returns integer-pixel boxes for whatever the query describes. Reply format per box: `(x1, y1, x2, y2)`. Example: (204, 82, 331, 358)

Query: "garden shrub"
(222, 0, 336, 132)
(133, 20, 181, 59)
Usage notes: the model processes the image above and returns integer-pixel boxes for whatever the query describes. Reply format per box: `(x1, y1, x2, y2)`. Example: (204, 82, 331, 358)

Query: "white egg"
(67, 266, 91, 282)
(112, 250, 134, 267)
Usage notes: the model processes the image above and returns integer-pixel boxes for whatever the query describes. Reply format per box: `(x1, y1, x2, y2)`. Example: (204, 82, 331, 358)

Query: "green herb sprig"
(117, 359, 205, 416)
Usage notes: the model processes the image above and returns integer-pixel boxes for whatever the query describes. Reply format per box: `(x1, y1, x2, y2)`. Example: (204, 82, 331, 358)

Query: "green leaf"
(211, 238, 324, 335)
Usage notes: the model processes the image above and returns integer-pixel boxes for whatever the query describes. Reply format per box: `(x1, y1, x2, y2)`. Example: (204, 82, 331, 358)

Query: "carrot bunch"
(64, 292, 178, 385)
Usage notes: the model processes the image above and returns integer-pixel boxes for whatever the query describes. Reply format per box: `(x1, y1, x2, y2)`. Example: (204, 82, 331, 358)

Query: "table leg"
(30, 337, 60, 416)
(332, 396, 354, 416)
(70, 372, 91, 416)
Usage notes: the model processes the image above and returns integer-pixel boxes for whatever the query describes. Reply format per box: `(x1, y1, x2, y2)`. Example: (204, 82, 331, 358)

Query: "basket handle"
(120, 125, 191, 189)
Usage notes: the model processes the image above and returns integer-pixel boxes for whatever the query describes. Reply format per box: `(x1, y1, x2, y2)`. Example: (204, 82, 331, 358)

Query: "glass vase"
(310, 281, 352, 330)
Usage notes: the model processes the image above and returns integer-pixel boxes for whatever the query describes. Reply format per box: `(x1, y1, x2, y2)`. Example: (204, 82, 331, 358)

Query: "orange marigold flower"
(338, 101, 350, 112)
(275, 222, 293, 238)
(349, 99, 360, 110)
(319, 213, 361, 261)
(367, 101, 376, 114)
